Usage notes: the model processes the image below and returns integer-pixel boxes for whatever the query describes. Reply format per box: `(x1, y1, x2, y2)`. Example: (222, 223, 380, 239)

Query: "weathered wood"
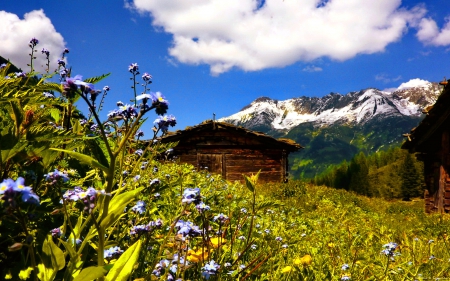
(227, 165, 281, 173)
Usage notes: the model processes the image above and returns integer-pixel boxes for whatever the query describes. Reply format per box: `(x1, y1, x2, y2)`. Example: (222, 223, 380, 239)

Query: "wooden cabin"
(160, 120, 303, 182)
(402, 80, 450, 213)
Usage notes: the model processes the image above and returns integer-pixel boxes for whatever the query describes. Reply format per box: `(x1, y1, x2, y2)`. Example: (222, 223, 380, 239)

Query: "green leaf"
(105, 240, 141, 281)
(243, 175, 254, 193)
(84, 73, 111, 84)
(49, 108, 60, 123)
(42, 235, 65, 271)
(100, 187, 143, 229)
(73, 266, 106, 281)
(50, 148, 109, 173)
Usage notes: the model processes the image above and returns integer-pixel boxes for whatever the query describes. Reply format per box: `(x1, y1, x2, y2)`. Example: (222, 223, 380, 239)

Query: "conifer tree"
(400, 153, 421, 200)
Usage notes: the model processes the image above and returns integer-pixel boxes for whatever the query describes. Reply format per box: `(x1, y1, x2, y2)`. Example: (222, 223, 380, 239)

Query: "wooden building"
(160, 120, 303, 182)
(402, 80, 450, 213)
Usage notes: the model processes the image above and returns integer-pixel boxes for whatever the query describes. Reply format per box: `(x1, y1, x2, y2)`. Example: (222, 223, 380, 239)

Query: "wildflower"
(41, 48, 50, 57)
(63, 75, 94, 95)
(341, 274, 351, 281)
(182, 187, 201, 205)
(142, 72, 152, 81)
(150, 178, 160, 186)
(117, 101, 124, 106)
(240, 208, 248, 214)
(152, 92, 169, 115)
(429, 255, 436, 260)
(44, 169, 69, 184)
(50, 227, 62, 238)
(135, 149, 144, 156)
(63, 48, 69, 54)
(29, 37, 39, 46)
(281, 266, 293, 273)
(297, 255, 312, 266)
(135, 130, 144, 138)
(282, 244, 288, 248)
(0, 63, 6, 69)
(213, 213, 229, 225)
(154, 114, 176, 132)
(133, 175, 141, 182)
(175, 220, 202, 238)
(210, 237, 226, 248)
(275, 236, 283, 242)
(264, 229, 270, 234)
(130, 224, 151, 235)
(341, 264, 350, 271)
(15, 72, 27, 78)
(202, 260, 220, 280)
(103, 85, 110, 91)
(104, 246, 123, 259)
(251, 244, 257, 250)
(196, 202, 210, 213)
(131, 200, 146, 214)
(0, 177, 40, 206)
(381, 242, 398, 256)
(43, 92, 54, 98)
(129, 63, 139, 73)
(428, 239, 434, 244)
(238, 236, 246, 241)
(57, 59, 66, 67)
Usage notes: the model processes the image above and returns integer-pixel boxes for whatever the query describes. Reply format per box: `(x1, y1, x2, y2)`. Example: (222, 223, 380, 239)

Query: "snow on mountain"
(219, 79, 441, 132)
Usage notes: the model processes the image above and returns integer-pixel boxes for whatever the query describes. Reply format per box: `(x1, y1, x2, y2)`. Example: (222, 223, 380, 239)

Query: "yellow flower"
(297, 255, 312, 266)
(327, 242, 335, 248)
(210, 237, 227, 248)
(281, 266, 294, 273)
(187, 248, 212, 263)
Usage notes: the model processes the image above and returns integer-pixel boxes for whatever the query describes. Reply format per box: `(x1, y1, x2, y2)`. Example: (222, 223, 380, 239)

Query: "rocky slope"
(220, 79, 442, 178)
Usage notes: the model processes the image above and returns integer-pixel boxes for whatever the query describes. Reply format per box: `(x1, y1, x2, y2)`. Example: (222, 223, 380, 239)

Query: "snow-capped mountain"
(220, 79, 440, 133)
(219, 79, 441, 178)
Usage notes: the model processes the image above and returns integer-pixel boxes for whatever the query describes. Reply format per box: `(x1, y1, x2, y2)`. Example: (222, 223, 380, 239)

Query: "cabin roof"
(160, 120, 303, 152)
(402, 80, 449, 152)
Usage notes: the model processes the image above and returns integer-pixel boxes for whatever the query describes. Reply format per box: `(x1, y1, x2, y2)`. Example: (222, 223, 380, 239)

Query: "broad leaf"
(105, 240, 142, 281)
(73, 266, 106, 281)
(100, 187, 143, 229)
(50, 148, 109, 173)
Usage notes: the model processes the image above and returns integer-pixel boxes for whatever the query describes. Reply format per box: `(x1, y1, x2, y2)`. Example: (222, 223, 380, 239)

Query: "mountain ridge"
(219, 79, 442, 178)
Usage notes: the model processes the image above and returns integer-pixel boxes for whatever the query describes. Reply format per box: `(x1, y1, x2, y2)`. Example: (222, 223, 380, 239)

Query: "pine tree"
(400, 153, 421, 200)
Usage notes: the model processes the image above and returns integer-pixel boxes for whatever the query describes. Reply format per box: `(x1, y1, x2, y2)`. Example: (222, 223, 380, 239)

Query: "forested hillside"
(312, 146, 424, 200)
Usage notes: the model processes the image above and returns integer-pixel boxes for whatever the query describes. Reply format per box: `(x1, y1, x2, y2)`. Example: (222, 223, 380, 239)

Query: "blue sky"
(1, 0, 450, 132)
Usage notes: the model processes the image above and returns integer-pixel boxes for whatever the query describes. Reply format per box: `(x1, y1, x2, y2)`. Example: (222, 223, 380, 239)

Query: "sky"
(1, 0, 450, 133)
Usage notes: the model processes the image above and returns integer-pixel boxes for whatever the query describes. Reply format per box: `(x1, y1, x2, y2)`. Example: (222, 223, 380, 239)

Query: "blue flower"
(104, 246, 123, 259)
(135, 149, 144, 156)
(341, 275, 351, 281)
(0, 63, 6, 69)
(41, 48, 50, 57)
(202, 260, 220, 280)
(213, 213, 229, 225)
(43, 92, 54, 98)
(182, 187, 201, 205)
(131, 200, 146, 214)
(196, 202, 210, 213)
(341, 264, 350, 271)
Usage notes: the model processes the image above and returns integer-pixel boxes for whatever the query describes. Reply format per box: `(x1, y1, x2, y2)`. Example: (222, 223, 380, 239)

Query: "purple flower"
(57, 59, 66, 67)
(381, 242, 398, 256)
(41, 48, 50, 57)
(275, 236, 282, 242)
(15, 72, 27, 78)
(175, 220, 202, 238)
(135, 130, 144, 138)
(341, 264, 350, 271)
(50, 227, 62, 238)
(103, 86, 110, 91)
(0, 63, 6, 69)
(29, 38, 39, 46)
(63, 48, 69, 54)
(44, 169, 69, 185)
(150, 178, 160, 186)
(135, 149, 144, 156)
(0, 177, 40, 206)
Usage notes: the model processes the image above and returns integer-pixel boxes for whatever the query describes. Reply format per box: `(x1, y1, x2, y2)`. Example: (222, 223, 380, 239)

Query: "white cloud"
(416, 17, 450, 46)
(397, 78, 430, 90)
(0, 10, 66, 73)
(302, 65, 322, 72)
(129, 0, 426, 75)
(375, 73, 402, 83)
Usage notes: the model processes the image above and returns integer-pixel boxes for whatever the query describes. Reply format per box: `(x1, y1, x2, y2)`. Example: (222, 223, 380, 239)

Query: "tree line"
(311, 146, 423, 200)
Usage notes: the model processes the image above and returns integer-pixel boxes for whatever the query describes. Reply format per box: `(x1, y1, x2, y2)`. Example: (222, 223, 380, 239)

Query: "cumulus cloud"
(302, 65, 322, 72)
(128, 0, 426, 75)
(416, 17, 450, 46)
(397, 78, 430, 90)
(0, 10, 66, 72)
